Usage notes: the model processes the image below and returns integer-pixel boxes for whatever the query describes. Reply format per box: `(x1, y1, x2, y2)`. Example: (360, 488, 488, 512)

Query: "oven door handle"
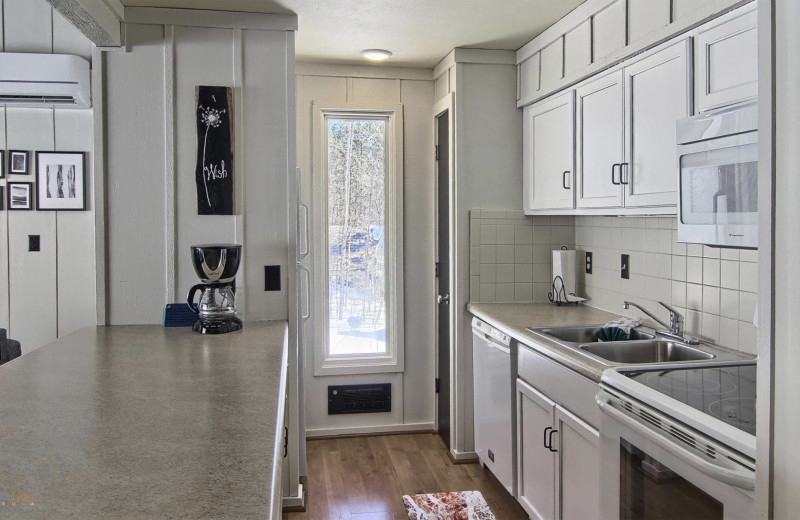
(596, 392, 755, 491)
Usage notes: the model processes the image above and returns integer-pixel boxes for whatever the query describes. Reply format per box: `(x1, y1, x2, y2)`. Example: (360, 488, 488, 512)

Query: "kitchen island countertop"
(0, 322, 288, 519)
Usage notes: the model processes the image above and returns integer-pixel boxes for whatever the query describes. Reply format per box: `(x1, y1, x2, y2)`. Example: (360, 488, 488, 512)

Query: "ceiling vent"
(0, 53, 91, 108)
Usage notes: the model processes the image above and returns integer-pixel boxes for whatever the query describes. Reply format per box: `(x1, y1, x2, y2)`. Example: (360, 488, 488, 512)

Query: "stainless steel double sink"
(526, 325, 742, 365)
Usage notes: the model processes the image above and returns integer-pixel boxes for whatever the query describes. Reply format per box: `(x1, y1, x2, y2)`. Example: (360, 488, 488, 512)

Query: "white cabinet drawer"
(517, 342, 600, 428)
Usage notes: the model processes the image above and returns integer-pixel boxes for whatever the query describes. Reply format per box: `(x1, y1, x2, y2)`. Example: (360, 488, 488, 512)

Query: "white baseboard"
(305, 422, 435, 438)
(450, 449, 478, 461)
(282, 483, 305, 509)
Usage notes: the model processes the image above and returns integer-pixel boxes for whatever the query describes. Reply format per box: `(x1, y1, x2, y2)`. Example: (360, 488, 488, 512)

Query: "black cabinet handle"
(283, 426, 289, 458)
(611, 163, 621, 185)
(543, 426, 553, 449)
(548, 429, 559, 452)
(620, 163, 630, 185)
(562, 171, 571, 190)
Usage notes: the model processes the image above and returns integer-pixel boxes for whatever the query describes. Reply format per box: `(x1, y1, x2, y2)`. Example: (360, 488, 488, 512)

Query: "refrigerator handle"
(297, 262, 311, 322)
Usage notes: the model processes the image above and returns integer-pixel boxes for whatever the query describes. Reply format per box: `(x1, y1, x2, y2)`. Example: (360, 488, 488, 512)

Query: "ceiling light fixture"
(360, 49, 393, 62)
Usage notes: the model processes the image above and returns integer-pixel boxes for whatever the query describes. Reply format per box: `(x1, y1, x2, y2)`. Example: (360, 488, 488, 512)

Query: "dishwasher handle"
(596, 392, 755, 491)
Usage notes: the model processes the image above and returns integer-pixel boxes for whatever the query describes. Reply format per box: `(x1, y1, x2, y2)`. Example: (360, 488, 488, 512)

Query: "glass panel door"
(680, 143, 758, 226)
(620, 439, 723, 520)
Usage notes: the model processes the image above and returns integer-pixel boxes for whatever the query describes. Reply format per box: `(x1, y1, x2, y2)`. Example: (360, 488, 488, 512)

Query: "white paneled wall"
(0, 0, 96, 354)
(104, 23, 294, 324)
(574, 217, 758, 354)
(469, 210, 576, 303)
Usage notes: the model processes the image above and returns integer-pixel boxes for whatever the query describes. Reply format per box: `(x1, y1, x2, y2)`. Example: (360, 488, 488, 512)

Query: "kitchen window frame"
(311, 102, 405, 376)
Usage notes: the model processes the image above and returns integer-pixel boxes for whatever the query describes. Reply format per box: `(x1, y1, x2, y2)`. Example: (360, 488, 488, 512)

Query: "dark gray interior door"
(436, 110, 451, 449)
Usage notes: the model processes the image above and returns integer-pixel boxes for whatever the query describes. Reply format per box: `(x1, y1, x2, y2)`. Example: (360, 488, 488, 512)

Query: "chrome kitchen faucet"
(623, 300, 700, 345)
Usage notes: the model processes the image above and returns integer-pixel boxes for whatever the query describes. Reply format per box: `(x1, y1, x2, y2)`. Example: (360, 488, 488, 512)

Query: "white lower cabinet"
(517, 378, 600, 520)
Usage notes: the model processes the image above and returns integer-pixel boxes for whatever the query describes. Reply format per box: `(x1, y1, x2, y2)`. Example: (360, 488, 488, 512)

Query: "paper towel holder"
(548, 276, 581, 306)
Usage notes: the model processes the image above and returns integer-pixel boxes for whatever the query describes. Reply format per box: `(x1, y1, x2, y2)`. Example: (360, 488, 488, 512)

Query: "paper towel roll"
(552, 249, 577, 296)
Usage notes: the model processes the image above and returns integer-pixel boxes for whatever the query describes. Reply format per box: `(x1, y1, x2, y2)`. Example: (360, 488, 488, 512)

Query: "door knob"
(437, 294, 450, 305)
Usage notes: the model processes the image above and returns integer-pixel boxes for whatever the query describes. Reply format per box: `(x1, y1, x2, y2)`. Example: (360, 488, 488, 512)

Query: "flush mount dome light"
(360, 49, 393, 61)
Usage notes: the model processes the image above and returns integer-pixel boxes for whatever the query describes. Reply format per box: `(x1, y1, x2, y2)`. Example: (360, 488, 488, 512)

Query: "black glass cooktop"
(624, 363, 757, 435)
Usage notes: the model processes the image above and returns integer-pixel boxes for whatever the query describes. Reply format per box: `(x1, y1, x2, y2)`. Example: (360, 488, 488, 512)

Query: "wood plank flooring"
(285, 433, 528, 520)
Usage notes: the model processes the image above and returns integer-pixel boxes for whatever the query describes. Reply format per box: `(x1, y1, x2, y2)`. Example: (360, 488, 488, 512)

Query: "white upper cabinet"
(575, 69, 625, 208)
(523, 91, 575, 212)
(694, 5, 758, 112)
(540, 38, 565, 92)
(518, 52, 541, 101)
(592, 0, 627, 62)
(564, 20, 592, 77)
(623, 39, 691, 208)
(628, 0, 671, 43)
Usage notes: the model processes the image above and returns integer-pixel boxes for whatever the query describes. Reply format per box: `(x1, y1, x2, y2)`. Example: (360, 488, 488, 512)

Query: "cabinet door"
(575, 70, 624, 208)
(553, 406, 600, 520)
(695, 5, 758, 112)
(517, 378, 556, 520)
(523, 91, 575, 212)
(623, 39, 691, 208)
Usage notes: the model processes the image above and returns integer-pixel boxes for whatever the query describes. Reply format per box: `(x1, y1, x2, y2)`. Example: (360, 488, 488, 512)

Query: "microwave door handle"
(596, 392, 755, 491)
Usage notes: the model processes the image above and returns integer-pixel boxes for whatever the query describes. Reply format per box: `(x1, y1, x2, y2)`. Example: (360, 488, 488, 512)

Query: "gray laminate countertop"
(0, 322, 288, 520)
(467, 302, 621, 381)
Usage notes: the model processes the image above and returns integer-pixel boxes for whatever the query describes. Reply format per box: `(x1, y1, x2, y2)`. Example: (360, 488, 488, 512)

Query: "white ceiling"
(121, 0, 585, 68)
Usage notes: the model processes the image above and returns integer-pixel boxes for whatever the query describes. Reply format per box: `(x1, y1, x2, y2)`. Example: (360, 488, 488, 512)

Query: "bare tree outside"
(327, 118, 387, 356)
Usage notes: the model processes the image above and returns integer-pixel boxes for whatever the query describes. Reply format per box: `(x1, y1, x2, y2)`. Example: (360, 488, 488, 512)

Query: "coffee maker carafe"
(187, 244, 243, 334)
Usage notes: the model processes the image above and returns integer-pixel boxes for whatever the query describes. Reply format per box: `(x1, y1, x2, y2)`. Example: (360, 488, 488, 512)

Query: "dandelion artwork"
(195, 86, 234, 215)
(35, 152, 86, 210)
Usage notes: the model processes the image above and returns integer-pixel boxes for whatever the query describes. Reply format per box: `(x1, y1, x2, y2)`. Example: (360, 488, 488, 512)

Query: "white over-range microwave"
(676, 101, 758, 249)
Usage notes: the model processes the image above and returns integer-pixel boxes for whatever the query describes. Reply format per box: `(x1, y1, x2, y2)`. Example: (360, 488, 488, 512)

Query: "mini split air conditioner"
(0, 53, 91, 108)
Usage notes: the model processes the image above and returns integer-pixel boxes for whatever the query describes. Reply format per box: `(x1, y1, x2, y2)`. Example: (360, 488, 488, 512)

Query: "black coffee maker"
(187, 244, 243, 334)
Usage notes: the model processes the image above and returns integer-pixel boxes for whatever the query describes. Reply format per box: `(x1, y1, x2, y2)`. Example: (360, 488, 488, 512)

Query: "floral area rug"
(402, 490, 496, 520)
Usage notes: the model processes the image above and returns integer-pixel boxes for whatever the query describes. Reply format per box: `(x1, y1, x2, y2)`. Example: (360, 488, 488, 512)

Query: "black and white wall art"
(9, 151, 28, 174)
(0, 187, 4, 211)
(35, 152, 86, 211)
(195, 86, 234, 215)
(0, 151, 4, 179)
(8, 182, 33, 210)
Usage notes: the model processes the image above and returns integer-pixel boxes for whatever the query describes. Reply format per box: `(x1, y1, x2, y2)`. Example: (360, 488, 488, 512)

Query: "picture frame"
(7, 182, 33, 210)
(35, 152, 86, 211)
(0, 187, 4, 211)
(9, 151, 29, 175)
(0, 150, 4, 179)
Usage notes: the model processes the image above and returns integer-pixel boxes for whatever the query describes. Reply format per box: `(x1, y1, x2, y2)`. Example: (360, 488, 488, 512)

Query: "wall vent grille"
(328, 383, 391, 415)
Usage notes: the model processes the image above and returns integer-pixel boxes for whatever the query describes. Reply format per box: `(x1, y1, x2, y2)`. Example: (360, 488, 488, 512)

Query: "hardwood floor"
(285, 433, 528, 520)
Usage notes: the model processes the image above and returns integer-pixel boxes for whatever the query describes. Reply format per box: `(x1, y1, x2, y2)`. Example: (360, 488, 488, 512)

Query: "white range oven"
(596, 361, 756, 520)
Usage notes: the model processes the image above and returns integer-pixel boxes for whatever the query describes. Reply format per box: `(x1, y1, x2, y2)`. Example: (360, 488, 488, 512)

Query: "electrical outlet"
(28, 235, 40, 252)
(621, 254, 630, 280)
(264, 265, 281, 291)
(585, 252, 593, 274)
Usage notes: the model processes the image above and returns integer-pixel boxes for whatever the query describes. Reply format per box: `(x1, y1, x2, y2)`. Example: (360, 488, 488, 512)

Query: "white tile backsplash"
(470, 210, 575, 303)
(574, 216, 758, 354)
(470, 212, 758, 355)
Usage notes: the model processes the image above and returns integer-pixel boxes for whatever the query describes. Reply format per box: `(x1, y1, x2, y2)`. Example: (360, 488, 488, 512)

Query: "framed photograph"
(9, 151, 29, 174)
(35, 152, 86, 211)
(7, 182, 33, 210)
(0, 150, 4, 178)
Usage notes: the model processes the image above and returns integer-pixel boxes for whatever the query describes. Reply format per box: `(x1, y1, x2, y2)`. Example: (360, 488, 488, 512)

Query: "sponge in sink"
(594, 327, 629, 342)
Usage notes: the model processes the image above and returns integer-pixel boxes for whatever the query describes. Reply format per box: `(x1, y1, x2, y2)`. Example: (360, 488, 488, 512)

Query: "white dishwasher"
(472, 317, 515, 496)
